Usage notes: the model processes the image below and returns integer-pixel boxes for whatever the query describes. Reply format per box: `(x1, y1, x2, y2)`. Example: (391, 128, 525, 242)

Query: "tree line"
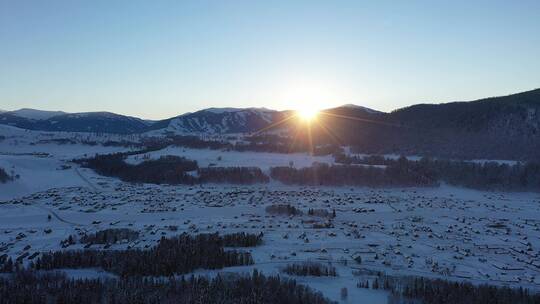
(266, 204, 303, 216)
(270, 160, 436, 187)
(336, 154, 540, 191)
(0, 269, 334, 304)
(78, 153, 270, 185)
(362, 273, 540, 304)
(198, 167, 269, 184)
(79, 148, 540, 190)
(282, 262, 337, 277)
(82, 154, 199, 184)
(30, 233, 259, 277)
(273, 155, 540, 191)
(221, 232, 264, 247)
(334, 153, 394, 166)
(80, 228, 140, 245)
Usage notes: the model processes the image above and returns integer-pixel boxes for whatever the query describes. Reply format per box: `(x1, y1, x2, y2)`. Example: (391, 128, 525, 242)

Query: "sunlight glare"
(297, 108, 319, 122)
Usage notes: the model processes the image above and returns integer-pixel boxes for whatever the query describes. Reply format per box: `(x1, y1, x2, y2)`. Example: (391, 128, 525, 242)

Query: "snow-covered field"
(1, 129, 540, 303)
(126, 146, 335, 171)
(0, 126, 134, 200)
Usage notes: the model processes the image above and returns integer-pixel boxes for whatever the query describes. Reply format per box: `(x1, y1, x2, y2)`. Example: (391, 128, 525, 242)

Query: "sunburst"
(296, 108, 319, 122)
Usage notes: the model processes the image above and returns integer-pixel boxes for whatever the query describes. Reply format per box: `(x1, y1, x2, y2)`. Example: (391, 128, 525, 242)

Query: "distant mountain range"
(0, 107, 289, 134)
(0, 109, 150, 134)
(1, 88, 539, 159)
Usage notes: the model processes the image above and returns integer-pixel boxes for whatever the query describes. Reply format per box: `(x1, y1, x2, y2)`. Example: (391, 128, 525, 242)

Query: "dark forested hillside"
(0, 111, 150, 134)
(283, 88, 540, 160)
(383, 88, 540, 160)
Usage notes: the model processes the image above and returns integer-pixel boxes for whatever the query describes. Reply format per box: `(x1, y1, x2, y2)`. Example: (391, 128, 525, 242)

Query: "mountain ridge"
(1, 88, 539, 159)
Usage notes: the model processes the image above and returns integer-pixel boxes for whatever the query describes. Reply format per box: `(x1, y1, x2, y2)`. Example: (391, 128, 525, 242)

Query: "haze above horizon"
(1, 0, 540, 120)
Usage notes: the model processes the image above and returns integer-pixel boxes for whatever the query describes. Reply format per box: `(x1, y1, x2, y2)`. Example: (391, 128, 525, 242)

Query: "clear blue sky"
(1, 0, 539, 119)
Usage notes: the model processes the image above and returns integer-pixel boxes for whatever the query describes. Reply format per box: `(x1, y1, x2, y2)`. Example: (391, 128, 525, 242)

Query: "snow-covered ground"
(0, 126, 135, 200)
(1, 131, 540, 303)
(126, 146, 335, 171)
(2, 176, 540, 301)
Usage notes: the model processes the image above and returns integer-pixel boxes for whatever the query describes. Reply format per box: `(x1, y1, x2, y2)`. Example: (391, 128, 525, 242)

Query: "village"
(2, 171, 540, 295)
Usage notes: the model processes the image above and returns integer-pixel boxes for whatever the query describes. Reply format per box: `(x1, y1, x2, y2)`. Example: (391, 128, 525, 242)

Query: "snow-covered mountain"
(0, 107, 287, 135)
(7, 108, 66, 120)
(339, 104, 383, 114)
(0, 109, 150, 134)
(148, 107, 284, 134)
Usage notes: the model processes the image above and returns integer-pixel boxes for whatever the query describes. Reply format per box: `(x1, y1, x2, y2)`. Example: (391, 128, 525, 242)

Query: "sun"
(297, 108, 319, 122)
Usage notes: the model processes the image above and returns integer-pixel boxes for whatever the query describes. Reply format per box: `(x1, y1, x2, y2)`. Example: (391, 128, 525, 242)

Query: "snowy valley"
(1, 120, 540, 303)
